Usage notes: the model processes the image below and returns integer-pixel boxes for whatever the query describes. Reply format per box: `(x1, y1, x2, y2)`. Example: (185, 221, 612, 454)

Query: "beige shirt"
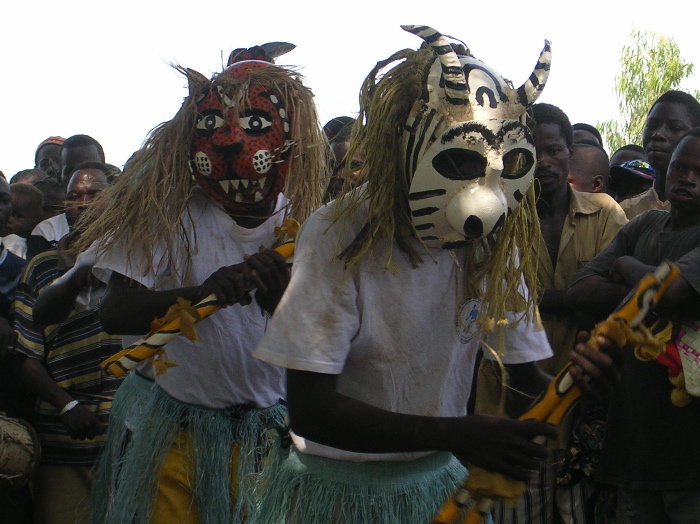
(476, 187, 627, 449)
(536, 187, 628, 375)
(620, 185, 670, 220)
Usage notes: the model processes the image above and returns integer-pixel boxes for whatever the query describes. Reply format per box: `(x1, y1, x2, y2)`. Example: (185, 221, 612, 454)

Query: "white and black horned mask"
(402, 25, 551, 247)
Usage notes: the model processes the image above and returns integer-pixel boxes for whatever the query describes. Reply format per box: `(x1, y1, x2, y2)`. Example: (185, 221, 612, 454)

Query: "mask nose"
(211, 121, 246, 152)
(446, 185, 508, 240)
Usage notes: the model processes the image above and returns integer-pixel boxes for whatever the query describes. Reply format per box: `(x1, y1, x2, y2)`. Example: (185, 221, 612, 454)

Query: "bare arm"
(99, 248, 290, 335)
(538, 290, 573, 315)
(99, 274, 208, 335)
(610, 256, 700, 316)
(286, 369, 557, 481)
(33, 265, 93, 326)
(565, 274, 628, 318)
(10, 354, 104, 440)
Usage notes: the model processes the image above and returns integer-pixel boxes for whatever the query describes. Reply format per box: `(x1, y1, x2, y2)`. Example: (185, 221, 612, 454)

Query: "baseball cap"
(610, 160, 656, 181)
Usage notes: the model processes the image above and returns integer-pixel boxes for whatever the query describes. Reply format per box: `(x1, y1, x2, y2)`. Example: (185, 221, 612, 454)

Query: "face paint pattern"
(191, 61, 293, 214)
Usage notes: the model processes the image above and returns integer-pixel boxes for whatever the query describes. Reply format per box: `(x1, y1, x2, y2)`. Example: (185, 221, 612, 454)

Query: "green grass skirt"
(90, 372, 286, 523)
(253, 447, 471, 524)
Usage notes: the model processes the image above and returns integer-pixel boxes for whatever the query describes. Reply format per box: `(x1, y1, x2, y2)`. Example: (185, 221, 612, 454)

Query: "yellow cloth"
(620, 185, 670, 220)
(151, 430, 243, 524)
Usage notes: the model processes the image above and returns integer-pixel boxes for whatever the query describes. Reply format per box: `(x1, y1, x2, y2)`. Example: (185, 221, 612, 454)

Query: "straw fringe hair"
(329, 47, 540, 327)
(75, 64, 327, 280)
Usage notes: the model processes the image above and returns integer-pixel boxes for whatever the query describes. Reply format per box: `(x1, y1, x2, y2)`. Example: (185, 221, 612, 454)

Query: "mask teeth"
(218, 175, 270, 202)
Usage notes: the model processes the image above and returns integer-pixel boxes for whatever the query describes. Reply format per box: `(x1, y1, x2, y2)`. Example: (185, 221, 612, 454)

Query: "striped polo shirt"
(14, 249, 123, 466)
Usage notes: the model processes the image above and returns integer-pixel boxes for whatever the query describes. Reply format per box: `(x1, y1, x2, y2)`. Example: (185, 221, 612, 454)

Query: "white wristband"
(59, 400, 80, 416)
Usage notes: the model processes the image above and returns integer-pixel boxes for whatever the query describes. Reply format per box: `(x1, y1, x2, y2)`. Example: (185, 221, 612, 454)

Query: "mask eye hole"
(432, 149, 486, 180)
(239, 110, 273, 136)
(502, 148, 534, 180)
(196, 110, 225, 136)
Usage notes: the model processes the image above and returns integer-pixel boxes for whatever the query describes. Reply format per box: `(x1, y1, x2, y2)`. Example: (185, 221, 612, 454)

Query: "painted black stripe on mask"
(433, 44, 454, 55)
(498, 120, 527, 137)
(404, 112, 423, 178)
(441, 64, 465, 76)
(414, 223, 434, 231)
(475, 87, 497, 108)
(517, 86, 529, 108)
(536, 56, 551, 71)
(446, 96, 469, 105)
(409, 188, 447, 200)
(411, 109, 436, 175)
(441, 122, 497, 147)
(420, 29, 440, 43)
(443, 240, 469, 249)
(445, 80, 468, 91)
(411, 206, 440, 217)
(463, 63, 508, 102)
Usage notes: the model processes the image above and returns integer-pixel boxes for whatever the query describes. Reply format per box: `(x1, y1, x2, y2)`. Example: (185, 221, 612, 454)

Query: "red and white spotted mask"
(190, 61, 293, 214)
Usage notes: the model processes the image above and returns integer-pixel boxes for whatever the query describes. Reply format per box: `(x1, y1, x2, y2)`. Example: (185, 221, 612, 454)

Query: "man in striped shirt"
(10, 163, 122, 524)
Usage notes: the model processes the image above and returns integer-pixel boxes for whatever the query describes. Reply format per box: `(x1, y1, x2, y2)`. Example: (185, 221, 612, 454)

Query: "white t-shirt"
(93, 188, 288, 409)
(1, 234, 27, 259)
(31, 213, 69, 242)
(254, 198, 551, 460)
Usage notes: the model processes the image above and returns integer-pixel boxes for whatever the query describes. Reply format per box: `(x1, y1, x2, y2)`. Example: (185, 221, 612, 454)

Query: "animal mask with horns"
(401, 25, 551, 247)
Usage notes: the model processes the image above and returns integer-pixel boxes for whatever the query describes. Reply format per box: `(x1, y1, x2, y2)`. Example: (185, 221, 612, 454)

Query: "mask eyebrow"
(441, 122, 497, 146)
(497, 120, 528, 138)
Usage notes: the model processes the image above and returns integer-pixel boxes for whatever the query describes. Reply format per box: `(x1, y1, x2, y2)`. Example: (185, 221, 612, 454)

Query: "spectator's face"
(5, 193, 42, 237)
(331, 141, 366, 184)
(60, 145, 102, 186)
(643, 102, 695, 176)
(534, 122, 572, 196)
(65, 169, 108, 228)
(0, 180, 11, 233)
(40, 188, 65, 221)
(666, 135, 700, 214)
(36, 144, 61, 179)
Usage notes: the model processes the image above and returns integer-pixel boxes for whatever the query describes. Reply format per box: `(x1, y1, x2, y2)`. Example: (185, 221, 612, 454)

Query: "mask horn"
(401, 25, 469, 107)
(186, 68, 210, 97)
(515, 40, 552, 108)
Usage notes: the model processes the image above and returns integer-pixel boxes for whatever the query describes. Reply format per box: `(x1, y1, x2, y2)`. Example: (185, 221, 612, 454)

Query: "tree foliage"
(598, 29, 700, 154)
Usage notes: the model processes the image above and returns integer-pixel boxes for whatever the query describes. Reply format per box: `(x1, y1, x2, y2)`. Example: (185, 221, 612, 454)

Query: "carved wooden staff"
(101, 241, 295, 378)
(432, 261, 680, 524)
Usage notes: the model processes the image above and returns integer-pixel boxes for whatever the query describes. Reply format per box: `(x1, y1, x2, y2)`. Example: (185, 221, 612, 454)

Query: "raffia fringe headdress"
(75, 64, 327, 280)
(330, 46, 542, 335)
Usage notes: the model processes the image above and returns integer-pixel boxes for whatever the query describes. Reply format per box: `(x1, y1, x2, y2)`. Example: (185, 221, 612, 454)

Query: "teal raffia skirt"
(254, 447, 473, 524)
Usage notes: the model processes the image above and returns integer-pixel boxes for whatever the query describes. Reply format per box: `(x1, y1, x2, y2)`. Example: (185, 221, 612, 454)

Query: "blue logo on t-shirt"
(455, 298, 481, 344)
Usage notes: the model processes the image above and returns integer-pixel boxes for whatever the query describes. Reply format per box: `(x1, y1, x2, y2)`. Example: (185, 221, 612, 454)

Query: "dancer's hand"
(449, 415, 557, 481)
(246, 247, 290, 314)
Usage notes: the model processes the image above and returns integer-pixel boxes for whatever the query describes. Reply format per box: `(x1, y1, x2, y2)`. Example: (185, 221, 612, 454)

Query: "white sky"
(2, 0, 699, 178)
